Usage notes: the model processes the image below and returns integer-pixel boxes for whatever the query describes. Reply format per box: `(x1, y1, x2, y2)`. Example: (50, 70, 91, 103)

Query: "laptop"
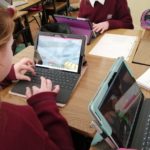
(54, 14, 97, 45)
(10, 31, 86, 107)
(89, 57, 150, 149)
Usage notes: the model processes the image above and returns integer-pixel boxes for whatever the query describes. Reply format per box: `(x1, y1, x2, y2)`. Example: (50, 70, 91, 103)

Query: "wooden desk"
(86, 29, 143, 63)
(15, 0, 48, 28)
(16, 0, 41, 11)
(133, 30, 150, 66)
(14, 10, 28, 20)
(0, 46, 150, 138)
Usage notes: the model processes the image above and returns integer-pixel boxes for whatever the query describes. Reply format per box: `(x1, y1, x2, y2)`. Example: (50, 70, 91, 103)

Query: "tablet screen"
(35, 34, 83, 73)
(99, 63, 142, 147)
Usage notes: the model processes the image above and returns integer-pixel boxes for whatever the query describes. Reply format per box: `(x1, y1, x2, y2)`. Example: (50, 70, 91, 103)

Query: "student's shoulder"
(1, 102, 44, 130)
(1, 102, 35, 121)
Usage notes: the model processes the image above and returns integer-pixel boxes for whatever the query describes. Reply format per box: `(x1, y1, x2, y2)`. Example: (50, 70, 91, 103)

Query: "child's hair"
(0, 8, 15, 48)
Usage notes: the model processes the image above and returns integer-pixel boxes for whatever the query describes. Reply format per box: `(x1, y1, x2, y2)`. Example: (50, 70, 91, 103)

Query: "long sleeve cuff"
(6, 65, 17, 81)
(27, 92, 57, 107)
(0, 65, 17, 89)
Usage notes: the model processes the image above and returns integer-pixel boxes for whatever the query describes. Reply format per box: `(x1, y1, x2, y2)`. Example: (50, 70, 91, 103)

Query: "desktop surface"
(1, 46, 149, 137)
(0, 29, 148, 138)
(133, 30, 150, 66)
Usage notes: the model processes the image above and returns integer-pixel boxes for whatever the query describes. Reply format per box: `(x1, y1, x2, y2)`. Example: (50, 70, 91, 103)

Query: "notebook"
(54, 14, 96, 45)
(89, 33, 138, 61)
(89, 57, 150, 149)
(10, 31, 86, 107)
(136, 67, 150, 91)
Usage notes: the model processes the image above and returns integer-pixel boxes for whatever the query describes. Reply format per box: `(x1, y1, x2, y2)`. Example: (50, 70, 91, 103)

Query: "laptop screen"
(99, 62, 142, 147)
(35, 33, 83, 73)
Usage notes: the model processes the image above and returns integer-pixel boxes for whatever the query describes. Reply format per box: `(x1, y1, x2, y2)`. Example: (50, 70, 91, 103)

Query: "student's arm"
(0, 65, 16, 88)
(27, 92, 75, 150)
(0, 58, 35, 89)
(108, 0, 134, 29)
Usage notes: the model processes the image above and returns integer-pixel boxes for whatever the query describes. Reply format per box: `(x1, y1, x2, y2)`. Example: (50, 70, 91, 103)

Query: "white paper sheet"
(136, 68, 150, 90)
(89, 33, 138, 61)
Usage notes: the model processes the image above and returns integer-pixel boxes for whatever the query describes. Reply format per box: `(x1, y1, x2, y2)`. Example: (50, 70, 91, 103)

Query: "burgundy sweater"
(78, 0, 134, 29)
(0, 66, 75, 150)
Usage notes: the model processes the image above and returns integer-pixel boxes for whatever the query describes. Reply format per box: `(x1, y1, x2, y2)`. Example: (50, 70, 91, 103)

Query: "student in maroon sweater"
(0, 8, 74, 150)
(78, 0, 134, 33)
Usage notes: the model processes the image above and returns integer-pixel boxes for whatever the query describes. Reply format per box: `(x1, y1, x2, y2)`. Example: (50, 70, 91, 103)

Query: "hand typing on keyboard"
(14, 58, 35, 81)
(26, 76, 60, 98)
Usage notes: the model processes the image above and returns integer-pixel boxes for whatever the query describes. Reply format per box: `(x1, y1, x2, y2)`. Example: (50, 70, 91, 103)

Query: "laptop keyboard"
(141, 114, 150, 150)
(10, 66, 80, 105)
(30, 66, 80, 90)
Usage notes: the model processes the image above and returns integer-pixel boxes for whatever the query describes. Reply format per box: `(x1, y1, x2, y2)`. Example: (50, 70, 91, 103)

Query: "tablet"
(89, 57, 142, 148)
(54, 14, 95, 44)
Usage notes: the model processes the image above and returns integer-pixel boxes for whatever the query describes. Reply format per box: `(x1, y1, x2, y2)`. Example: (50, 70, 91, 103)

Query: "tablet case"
(89, 57, 132, 148)
(53, 15, 93, 45)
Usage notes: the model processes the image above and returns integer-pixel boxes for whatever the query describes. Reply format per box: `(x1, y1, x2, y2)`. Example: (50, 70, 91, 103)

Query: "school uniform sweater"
(0, 66, 74, 150)
(78, 0, 134, 29)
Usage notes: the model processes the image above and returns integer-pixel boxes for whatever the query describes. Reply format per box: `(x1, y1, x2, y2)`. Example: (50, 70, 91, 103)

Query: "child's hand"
(14, 58, 35, 81)
(26, 76, 60, 98)
(93, 21, 109, 33)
